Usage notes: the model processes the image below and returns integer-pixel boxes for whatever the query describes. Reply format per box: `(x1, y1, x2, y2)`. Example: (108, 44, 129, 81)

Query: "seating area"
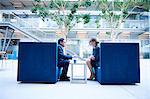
(17, 42, 58, 83)
(96, 43, 140, 84)
(0, 0, 149, 99)
(17, 42, 140, 84)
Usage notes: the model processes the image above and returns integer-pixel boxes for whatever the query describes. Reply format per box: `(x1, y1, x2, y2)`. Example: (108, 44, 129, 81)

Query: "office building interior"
(0, 0, 150, 99)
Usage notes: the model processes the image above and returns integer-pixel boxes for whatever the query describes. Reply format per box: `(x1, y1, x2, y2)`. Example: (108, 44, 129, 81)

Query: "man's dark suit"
(57, 44, 72, 77)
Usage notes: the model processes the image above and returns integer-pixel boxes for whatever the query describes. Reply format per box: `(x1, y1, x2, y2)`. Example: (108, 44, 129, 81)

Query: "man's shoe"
(60, 75, 70, 81)
(60, 75, 70, 79)
(59, 78, 70, 81)
(65, 76, 70, 79)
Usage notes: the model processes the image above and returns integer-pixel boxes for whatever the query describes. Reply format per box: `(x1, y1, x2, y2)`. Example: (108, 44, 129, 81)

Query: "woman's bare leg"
(86, 59, 95, 79)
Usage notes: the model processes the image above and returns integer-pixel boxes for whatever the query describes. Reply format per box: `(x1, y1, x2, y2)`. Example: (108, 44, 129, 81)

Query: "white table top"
(70, 61, 86, 65)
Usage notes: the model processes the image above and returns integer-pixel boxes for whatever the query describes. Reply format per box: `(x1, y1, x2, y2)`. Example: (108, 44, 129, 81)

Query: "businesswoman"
(86, 38, 99, 80)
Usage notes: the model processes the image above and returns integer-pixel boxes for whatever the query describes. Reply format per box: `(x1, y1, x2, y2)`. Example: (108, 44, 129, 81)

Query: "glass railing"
(124, 20, 149, 29)
(141, 39, 150, 47)
(2, 16, 148, 29)
(141, 39, 150, 59)
(0, 14, 55, 41)
(0, 14, 148, 41)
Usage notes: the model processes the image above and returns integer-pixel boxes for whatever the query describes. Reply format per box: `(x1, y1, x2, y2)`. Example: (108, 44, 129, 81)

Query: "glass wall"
(0, 11, 150, 59)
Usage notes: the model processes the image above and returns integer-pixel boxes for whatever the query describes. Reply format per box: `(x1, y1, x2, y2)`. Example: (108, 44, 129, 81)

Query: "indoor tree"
(95, 0, 150, 39)
(31, 0, 93, 39)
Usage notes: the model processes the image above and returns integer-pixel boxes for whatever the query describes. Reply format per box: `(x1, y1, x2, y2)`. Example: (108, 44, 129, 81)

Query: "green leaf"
(71, 7, 77, 14)
(49, 1, 55, 8)
(82, 14, 90, 24)
(68, 14, 74, 21)
(106, 32, 111, 35)
(75, 15, 82, 23)
(110, 12, 113, 16)
(123, 10, 128, 15)
(34, 0, 41, 3)
(73, 2, 79, 9)
(31, 7, 37, 13)
(95, 16, 101, 28)
(102, 9, 106, 14)
(82, 0, 92, 7)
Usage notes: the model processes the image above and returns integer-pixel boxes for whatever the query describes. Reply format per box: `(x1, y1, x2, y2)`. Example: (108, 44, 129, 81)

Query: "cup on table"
(73, 59, 77, 64)
(73, 55, 77, 64)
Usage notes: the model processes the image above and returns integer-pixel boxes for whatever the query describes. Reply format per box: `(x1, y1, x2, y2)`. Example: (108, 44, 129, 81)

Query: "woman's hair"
(58, 38, 64, 44)
(89, 38, 99, 46)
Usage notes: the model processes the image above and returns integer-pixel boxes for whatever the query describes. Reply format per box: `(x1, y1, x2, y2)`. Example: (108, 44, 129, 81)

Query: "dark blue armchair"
(17, 42, 58, 83)
(96, 43, 140, 84)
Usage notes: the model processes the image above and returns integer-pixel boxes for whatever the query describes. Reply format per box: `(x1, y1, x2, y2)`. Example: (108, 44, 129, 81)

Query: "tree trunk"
(64, 26, 68, 41)
(110, 21, 116, 40)
(111, 31, 116, 41)
(63, 26, 69, 54)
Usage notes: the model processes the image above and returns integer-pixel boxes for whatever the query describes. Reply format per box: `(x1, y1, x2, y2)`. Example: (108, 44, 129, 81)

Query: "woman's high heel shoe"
(87, 75, 95, 80)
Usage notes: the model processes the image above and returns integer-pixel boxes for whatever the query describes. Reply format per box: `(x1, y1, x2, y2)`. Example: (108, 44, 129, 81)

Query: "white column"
(80, 44, 83, 58)
(0, 12, 3, 22)
(149, 10, 150, 39)
(147, 10, 150, 99)
(148, 9, 150, 56)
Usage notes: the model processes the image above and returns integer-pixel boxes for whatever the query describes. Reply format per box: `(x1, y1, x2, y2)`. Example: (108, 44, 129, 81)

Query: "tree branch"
(53, 0, 61, 10)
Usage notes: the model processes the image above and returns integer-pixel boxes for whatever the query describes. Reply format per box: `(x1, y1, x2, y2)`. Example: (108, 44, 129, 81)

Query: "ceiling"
(0, 0, 93, 10)
(0, 0, 43, 10)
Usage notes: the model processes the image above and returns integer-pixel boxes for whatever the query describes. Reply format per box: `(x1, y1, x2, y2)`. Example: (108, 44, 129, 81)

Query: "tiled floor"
(0, 59, 150, 99)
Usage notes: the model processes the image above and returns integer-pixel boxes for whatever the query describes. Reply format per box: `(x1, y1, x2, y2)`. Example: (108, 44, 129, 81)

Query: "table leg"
(84, 64, 87, 83)
(71, 64, 73, 83)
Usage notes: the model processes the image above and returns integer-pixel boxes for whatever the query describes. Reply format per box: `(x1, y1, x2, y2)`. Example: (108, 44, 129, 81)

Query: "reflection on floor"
(0, 59, 150, 99)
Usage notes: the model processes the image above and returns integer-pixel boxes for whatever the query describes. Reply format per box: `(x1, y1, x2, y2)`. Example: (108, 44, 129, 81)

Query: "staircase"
(0, 22, 42, 42)
(0, 14, 50, 42)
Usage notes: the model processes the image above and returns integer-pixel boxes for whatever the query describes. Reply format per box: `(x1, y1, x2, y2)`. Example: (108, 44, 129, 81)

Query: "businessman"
(57, 38, 72, 81)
